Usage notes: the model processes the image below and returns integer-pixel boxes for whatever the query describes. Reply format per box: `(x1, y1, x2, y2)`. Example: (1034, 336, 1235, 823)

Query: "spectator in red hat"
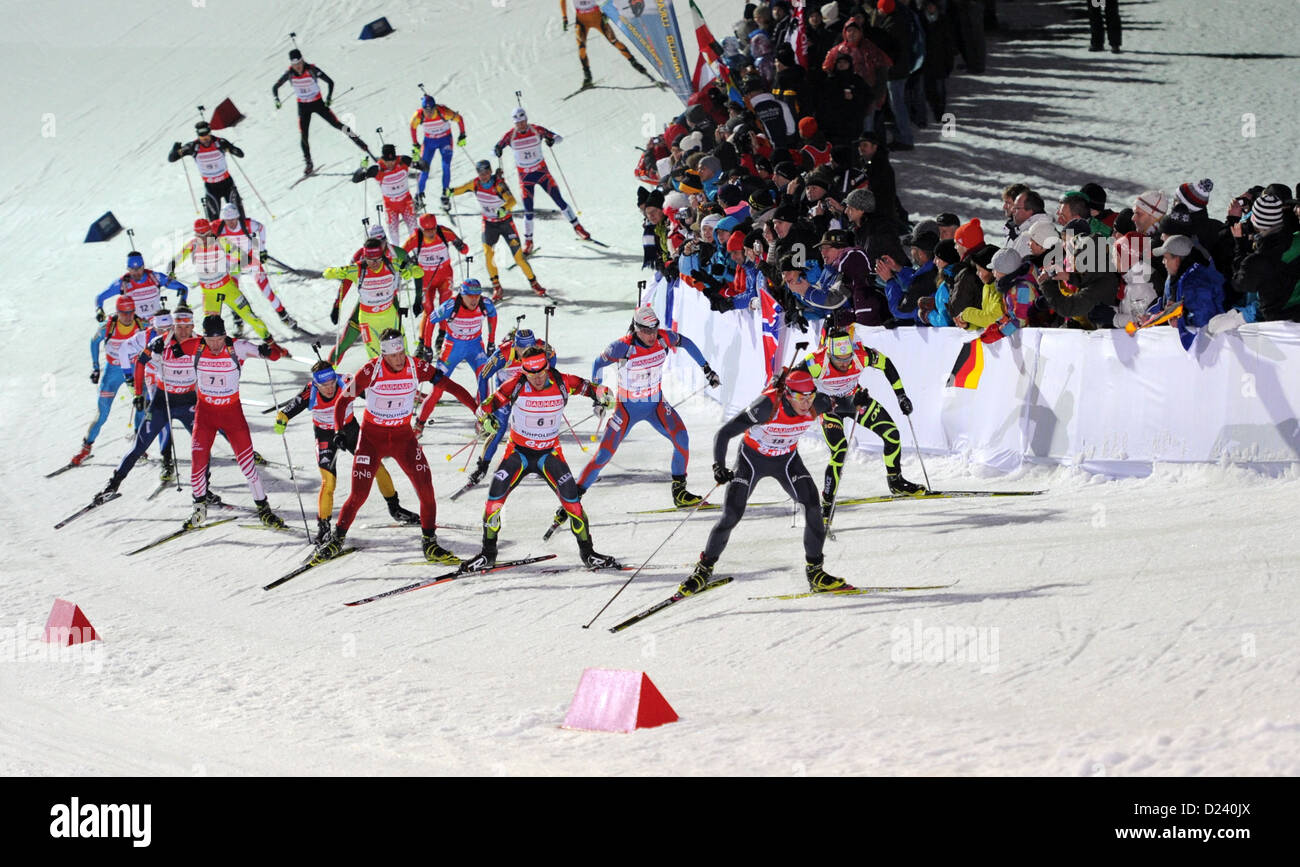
(954, 218, 986, 256)
(797, 116, 832, 170)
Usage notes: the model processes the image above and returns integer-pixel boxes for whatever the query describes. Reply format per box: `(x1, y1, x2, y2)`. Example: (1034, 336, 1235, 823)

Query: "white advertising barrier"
(651, 275, 1300, 476)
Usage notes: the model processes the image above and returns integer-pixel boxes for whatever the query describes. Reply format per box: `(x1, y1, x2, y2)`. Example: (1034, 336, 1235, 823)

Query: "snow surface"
(2, 0, 1297, 776)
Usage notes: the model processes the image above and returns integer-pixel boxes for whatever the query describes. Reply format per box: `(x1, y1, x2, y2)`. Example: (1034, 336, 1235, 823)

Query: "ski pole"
(232, 158, 275, 219)
(546, 143, 581, 216)
(561, 414, 589, 453)
(179, 158, 201, 216)
(156, 341, 183, 493)
(459, 435, 481, 472)
(824, 415, 860, 538)
(262, 354, 313, 543)
(905, 415, 932, 491)
(445, 434, 477, 462)
(581, 482, 722, 629)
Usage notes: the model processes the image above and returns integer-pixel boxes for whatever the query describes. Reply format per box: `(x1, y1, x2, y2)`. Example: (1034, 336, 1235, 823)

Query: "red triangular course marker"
(562, 668, 678, 732)
(43, 598, 100, 646)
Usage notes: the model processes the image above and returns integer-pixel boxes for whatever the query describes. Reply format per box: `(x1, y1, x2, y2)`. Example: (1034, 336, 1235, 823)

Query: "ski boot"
(671, 475, 704, 508)
(255, 498, 286, 529)
(277, 309, 298, 330)
(386, 494, 420, 525)
(806, 558, 852, 592)
(433, 330, 446, 354)
(629, 57, 649, 76)
(573, 222, 591, 241)
(581, 59, 594, 89)
(422, 531, 460, 565)
(887, 473, 927, 496)
(93, 476, 122, 506)
(490, 277, 504, 302)
(414, 192, 425, 213)
(460, 542, 496, 573)
(160, 452, 176, 483)
(467, 458, 490, 487)
(821, 496, 835, 527)
(522, 239, 535, 257)
(313, 528, 347, 563)
(440, 188, 451, 212)
(579, 544, 621, 570)
(202, 490, 225, 507)
(252, 451, 268, 467)
(184, 499, 208, 530)
(315, 517, 332, 546)
(304, 159, 315, 175)
(550, 505, 569, 529)
(529, 278, 546, 297)
(677, 557, 716, 596)
(70, 440, 92, 467)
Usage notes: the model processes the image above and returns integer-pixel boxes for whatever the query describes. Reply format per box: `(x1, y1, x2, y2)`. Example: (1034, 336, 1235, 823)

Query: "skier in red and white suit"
(403, 212, 470, 360)
(493, 108, 590, 251)
(352, 143, 427, 244)
(313, 328, 478, 565)
(183, 314, 288, 530)
(213, 203, 298, 329)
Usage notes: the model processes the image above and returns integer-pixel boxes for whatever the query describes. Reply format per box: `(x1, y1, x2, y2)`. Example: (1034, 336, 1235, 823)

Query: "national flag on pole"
(759, 284, 783, 377)
(688, 0, 741, 101)
(947, 339, 985, 389)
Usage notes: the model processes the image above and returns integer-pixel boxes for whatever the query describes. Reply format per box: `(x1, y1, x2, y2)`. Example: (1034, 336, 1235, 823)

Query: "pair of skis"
(607, 579, 959, 633)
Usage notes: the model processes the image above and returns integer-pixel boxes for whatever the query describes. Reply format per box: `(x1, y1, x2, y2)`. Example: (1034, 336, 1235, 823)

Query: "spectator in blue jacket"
(1155, 234, 1225, 346)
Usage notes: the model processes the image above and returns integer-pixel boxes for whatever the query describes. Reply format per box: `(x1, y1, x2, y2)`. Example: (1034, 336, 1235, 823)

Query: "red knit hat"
(877, 0, 896, 13)
(797, 116, 818, 139)
(954, 218, 985, 251)
(726, 229, 745, 252)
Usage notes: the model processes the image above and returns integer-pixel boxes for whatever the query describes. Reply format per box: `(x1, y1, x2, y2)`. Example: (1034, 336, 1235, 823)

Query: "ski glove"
(133, 393, 146, 411)
(259, 250, 269, 264)
(457, 134, 467, 147)
(478, 413, 500, 438)
(493, 144, 504, 157)
(411, 144, 422, 160)
(496, 206, 510, 219)
(713, 462, 734, 485)
(329, 302, 340, 325)
(275, 98, 281, 110)
(258, 339, 276, 357)
(897, 393, 913, 415)
(412, 294, 423, 316)
(150, 337, 165, 353)
(593, 385, 615, 411)
(563, 17, 569, 31)
(274, 412, 289, 435)
(702, 364, 721, 388)
(90, 369, 100, 384)
(95, 308, 106, 323)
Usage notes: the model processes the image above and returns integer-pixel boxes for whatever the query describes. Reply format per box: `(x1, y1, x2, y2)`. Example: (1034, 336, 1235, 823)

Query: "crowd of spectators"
(635, 1, 1300, 353)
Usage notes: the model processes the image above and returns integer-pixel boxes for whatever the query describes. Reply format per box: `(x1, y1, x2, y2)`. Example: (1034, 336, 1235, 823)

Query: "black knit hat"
(1080, 182, 1107, 211)
(202, 314, 226, 337)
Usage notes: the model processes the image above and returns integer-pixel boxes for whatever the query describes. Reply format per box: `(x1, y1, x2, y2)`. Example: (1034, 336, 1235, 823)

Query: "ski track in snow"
(1, 0, 1298, 775)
